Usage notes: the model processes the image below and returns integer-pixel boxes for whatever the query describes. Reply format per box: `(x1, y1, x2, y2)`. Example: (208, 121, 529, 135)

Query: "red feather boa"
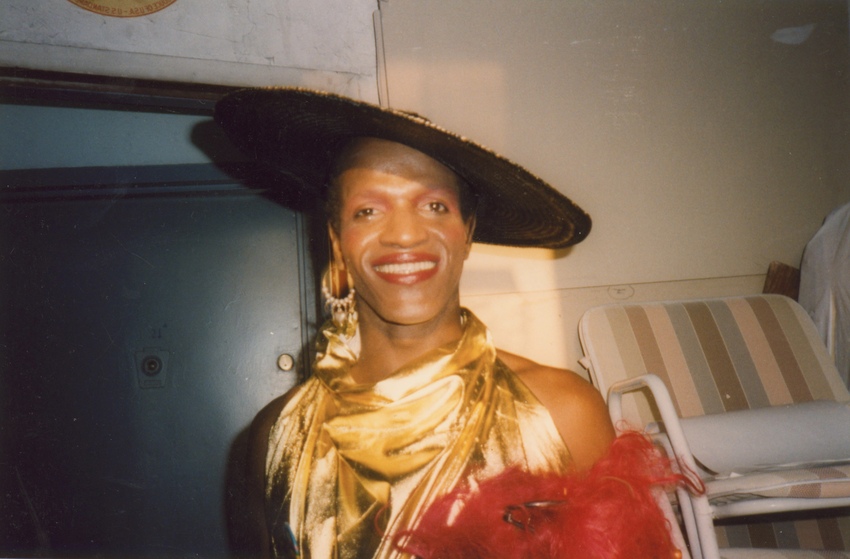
(394, 431, 698, 559)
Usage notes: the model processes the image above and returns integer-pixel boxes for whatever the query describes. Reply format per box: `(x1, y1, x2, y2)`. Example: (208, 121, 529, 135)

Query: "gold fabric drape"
(266, 310, 570, 559)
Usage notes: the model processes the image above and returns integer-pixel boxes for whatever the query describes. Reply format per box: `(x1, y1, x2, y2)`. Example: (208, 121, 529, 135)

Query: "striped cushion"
(579, 294, 850, 553)
(720, 551, 850, 558)
(708, 464, 850, 502)
(716, 514, 850, 554)
(579, 294, 848, 428)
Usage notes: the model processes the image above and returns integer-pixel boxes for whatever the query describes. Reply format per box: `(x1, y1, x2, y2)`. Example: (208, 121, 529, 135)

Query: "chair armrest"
(607, 374, 703, 481)
(608, 375, 718, 558)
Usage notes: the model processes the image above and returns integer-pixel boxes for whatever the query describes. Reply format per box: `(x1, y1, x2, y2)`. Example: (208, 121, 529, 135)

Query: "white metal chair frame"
(607, 373, 850, 559)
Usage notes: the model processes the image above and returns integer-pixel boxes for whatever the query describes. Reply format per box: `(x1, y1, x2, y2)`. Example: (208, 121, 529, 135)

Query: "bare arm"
(497, 349, 615, 472)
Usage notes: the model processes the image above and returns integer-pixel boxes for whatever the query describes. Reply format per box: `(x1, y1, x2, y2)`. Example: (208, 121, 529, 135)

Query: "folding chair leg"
(654, 487, 693, 559)
(676, 486, 702, 559)
(693, 495, 721, 559)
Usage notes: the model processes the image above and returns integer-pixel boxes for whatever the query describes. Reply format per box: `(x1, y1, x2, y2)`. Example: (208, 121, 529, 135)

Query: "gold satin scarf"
(266, 310, 570, 559)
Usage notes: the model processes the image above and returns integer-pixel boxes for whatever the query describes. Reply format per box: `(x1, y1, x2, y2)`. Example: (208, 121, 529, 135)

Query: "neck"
(349, 303, 465, 384)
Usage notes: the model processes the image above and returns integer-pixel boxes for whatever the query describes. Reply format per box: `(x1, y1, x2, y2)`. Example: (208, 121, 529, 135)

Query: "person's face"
(329, 138, 475, 327)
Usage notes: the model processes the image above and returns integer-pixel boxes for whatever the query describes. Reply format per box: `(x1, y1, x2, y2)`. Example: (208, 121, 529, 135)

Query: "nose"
(379, 206, 428, 247)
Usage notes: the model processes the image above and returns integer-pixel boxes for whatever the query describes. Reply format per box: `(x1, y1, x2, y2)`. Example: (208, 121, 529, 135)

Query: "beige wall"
(380, 0, 850, 374)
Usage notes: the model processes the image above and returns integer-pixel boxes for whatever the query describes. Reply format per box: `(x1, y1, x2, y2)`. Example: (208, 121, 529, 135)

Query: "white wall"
(0, 0, 379, 101)
(379, 0, 850, 373)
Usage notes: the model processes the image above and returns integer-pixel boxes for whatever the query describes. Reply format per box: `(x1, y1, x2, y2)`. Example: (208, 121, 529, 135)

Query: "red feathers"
(394, 432, 696, 559)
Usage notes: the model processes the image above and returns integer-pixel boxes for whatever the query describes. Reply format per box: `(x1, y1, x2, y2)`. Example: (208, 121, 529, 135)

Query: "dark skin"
(244, 138, 615, 557)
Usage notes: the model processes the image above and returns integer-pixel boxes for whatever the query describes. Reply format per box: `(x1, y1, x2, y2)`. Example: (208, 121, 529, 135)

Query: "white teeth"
(374, 261, 436, 275)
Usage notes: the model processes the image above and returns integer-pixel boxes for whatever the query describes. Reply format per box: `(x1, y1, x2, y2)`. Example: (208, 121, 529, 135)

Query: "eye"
(426, 201, 449, 214)
(353, 207, 376, 219)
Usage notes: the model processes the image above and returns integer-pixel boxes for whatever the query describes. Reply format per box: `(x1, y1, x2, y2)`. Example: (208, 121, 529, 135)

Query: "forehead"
(331, 137, 462, 197)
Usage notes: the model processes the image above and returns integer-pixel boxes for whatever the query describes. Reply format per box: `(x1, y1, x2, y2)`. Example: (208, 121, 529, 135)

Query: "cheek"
(439, 224, 474, 259)
(338, 229, 371, 272)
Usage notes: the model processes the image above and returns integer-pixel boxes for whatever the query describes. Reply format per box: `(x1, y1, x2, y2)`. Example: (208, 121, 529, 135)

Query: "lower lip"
(373, 264, 439, 285)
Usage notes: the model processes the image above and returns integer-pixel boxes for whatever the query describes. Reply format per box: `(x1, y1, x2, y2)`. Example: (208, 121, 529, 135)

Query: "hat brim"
(214, 88, 590, 249)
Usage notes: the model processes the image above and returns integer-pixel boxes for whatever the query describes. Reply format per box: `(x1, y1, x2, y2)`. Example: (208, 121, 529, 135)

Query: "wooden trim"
(0, 163, 262, 201)
(0, 67, 238, 114)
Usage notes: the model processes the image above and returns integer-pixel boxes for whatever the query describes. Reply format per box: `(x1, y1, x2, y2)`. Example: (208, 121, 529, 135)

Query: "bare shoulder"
(497, 350, 597, 399)
(497, 349, 615, 472)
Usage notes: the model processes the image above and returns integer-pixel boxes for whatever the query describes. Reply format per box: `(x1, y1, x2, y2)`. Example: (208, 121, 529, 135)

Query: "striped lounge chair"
(579, 294, 850, 559)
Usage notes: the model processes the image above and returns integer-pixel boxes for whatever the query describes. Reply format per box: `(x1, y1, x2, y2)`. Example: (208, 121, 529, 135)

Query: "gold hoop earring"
(322, 264, 357, 331)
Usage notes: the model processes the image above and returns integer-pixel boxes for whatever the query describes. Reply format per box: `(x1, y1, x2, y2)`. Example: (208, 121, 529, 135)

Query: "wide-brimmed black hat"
(214, 88, 590, 249)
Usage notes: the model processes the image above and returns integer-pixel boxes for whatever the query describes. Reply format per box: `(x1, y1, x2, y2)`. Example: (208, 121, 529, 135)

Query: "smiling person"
(215, 89, 616, 559)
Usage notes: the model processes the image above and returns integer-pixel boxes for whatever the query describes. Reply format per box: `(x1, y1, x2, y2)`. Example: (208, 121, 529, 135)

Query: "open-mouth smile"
(372, 254, 439, 284)
(374, 261, 436, 275)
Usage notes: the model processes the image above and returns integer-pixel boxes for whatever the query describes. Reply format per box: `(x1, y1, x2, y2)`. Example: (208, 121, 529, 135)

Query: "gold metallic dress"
(265, 310, 570, 559)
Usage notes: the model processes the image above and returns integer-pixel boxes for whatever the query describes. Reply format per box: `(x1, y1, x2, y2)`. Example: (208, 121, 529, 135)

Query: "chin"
(373, 300, 458, 328)
(379, 310, 444, 327)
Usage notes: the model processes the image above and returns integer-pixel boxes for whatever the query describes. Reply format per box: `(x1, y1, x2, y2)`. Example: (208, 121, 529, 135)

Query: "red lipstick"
(372, 252, 439, 285)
